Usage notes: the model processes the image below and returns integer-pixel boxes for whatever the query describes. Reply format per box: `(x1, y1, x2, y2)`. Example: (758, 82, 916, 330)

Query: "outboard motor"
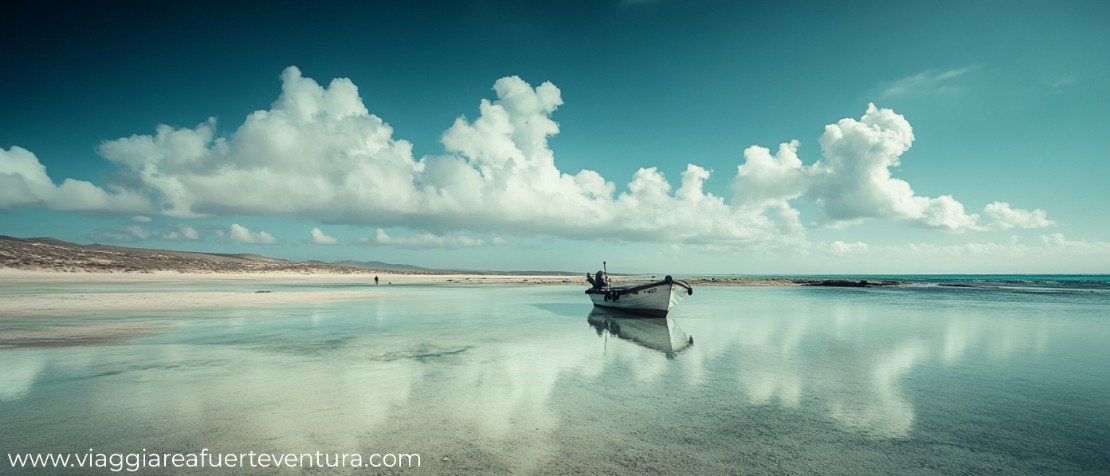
(592, 270, 607, 289)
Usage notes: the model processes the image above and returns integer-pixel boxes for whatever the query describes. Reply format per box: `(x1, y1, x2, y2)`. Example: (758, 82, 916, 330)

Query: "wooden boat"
(585, 262, 693, 318)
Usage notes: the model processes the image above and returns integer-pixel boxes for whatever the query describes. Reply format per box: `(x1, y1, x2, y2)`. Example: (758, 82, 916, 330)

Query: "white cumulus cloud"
(983, 202, 1053, 230)
(821, 240, 870, 256)
(5, 67, 1052, 249)
(734, 104, 1050, 233)
(807, 104, 926, 223)
(229, 224, 276, 244)
(90, 67, 801, 247)
(91, 223, 200, 243)
(1038, 233, 1110, 251)
(365, 229, 487, 249)
(179, 225, 200, 241)
(0, 146, 149, 213)
(309, 227, 338, 245)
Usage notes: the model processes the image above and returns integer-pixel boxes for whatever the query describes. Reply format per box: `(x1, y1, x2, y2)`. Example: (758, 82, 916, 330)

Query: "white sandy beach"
(0, 268, 800, 319)
(0, 268, 584, 286)
(0, 269, 583, 318)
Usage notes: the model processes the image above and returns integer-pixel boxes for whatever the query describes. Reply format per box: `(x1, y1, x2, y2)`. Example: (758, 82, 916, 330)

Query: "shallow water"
(2, 284, 1109, 473)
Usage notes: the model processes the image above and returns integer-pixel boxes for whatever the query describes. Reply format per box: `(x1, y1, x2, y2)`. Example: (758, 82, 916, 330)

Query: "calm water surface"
(2, 283, 1108, 473)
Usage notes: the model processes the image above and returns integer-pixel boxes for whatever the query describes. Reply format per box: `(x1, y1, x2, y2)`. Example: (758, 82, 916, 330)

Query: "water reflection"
(586, 309, 693, 358)
(2, 284, 1100, 472)
(675, 290, 1057, 438)
(825, 339, 929, 438)
(0, 349, 46, 401)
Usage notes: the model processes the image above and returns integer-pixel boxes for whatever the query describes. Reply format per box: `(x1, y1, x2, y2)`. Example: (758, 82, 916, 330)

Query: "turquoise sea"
(2, 277, 1109, 473)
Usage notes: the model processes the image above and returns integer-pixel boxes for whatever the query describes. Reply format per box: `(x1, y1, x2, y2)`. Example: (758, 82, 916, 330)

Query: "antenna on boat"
(603, 261, 609, 290)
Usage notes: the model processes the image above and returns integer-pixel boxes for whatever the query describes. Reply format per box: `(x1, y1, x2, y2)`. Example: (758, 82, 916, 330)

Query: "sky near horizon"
(2, 0, 1108, 274)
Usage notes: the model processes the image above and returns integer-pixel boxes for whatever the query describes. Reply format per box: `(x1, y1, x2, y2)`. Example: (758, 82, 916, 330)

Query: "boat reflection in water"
(587, 308, 694, 358)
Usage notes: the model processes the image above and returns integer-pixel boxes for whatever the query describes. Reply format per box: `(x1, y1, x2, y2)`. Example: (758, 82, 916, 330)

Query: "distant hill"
(331, 260, 434, 273)
(0, 235, 576, 275)
(325, 260, 577, 275)
(0, 236, 388, 274)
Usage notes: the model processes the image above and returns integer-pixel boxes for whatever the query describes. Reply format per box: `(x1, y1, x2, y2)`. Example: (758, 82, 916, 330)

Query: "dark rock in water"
(800, 279, 903, 288)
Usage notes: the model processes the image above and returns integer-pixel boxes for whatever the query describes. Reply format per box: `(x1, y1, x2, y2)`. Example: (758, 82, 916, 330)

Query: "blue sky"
(2, 0, 1108, 273)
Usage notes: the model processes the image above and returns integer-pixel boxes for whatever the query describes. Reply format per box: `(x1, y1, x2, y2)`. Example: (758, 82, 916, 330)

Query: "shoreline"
(0, 268, 804, 320)
(0, 268, 807, 287)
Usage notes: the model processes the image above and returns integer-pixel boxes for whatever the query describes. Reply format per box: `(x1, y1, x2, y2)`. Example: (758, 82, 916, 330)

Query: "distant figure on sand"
(374, 276, 379, 285)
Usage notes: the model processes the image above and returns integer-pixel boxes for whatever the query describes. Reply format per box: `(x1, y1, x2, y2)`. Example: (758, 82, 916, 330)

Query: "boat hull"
(585, 279, 692, 317)
(587, 309, 694, 356)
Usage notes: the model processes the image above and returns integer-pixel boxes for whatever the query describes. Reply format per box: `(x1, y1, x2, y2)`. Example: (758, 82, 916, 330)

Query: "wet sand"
(0, 322, 171, 348)
(0, 269, 801, 319)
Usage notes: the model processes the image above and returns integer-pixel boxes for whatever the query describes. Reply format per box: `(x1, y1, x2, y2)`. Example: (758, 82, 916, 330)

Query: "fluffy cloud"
(1038, 233, 1110, 251)
(90, 223, 199, 243)
(808, 105, 926, 223)
(7, 67, 1051, 248)
(734, 104, 1050, 233)
(821, 240, 870, 256)
(898, 234, 1110, 271)
(90, 67, 799, 246)
(229, 224, 276, 244)
(176, 225, 201, 241)
(0, 146, 149, 212)
(734, 140, 806, 205)
(984, 202, 1053, 230)
(364, 229, 489, 249)
(309, 227, 338, 245)
(97, 69, 419, 220)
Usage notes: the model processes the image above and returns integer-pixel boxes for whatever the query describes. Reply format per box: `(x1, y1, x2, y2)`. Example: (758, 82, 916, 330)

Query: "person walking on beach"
(374, 275, 379, 285)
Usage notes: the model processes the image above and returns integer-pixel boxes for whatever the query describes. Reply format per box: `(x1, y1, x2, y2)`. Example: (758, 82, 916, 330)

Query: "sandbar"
(0, 268, 802, 319)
